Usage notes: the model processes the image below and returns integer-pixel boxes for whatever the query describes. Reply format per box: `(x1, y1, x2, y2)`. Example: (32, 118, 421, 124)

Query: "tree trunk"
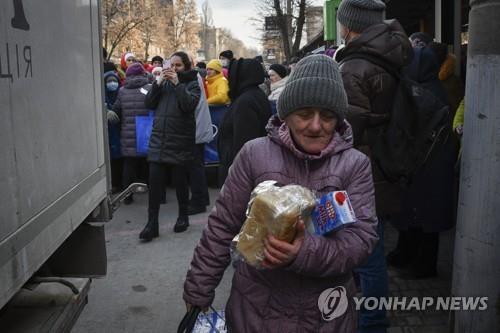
(291, 0, 306, 56)
(273, 0, 291, 61)
(451, 0, 500, 331)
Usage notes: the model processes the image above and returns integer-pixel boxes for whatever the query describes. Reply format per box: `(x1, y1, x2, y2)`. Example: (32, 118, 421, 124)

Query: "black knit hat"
(219, 50, 234, 60)
(337, 0, 386, 33)
(277, 55, 348, 121)
(151, 55, 164, 64)
(269, 64, 288, 79)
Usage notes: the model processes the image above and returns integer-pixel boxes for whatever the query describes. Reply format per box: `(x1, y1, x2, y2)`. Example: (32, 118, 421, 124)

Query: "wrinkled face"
(207, 68, 218, 78)
(285, 108, 337, 155)
(152, 60, 162, 67)
(268, 69, 281, 83)
(170, 55, 185, 73)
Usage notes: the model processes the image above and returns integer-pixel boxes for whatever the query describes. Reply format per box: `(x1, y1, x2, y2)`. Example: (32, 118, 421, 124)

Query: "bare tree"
(200, 0, 214, 58)
(255, 0, 310, 62)
(164, 0, 201, 56)
(102, 0, 150, 60)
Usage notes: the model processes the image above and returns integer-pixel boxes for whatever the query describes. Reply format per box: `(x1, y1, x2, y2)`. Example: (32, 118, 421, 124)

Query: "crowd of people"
(102, 0, 467, 331)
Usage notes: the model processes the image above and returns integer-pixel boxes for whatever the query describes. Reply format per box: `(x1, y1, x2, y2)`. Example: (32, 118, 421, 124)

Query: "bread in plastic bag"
(233, 180, 316, 268)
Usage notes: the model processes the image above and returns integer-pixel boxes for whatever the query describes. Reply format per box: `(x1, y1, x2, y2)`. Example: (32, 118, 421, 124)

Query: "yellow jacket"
(206, 73, 230, 105)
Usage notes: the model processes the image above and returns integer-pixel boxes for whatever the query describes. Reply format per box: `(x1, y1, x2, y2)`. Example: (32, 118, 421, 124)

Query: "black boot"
(139, 210, 159, 241)
(173, 216, 189, 233)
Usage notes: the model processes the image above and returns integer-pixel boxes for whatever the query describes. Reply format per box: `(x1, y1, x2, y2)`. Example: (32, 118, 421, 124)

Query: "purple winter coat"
(112, 75, 151, 157)
(183, 116, 378, 332)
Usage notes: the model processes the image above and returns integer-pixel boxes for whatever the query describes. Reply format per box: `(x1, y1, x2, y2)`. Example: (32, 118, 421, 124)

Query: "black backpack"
(340, 53, 451, 185)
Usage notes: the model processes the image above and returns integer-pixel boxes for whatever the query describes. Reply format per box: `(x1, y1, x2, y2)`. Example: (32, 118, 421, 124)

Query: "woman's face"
(170, 56, 185, 73)
(285, 108, 337, 155)
(207, 68, 218, 78)
(126, 56, 136, 66)
(105, 76, 119, 92)
(268, 70, 281, 83)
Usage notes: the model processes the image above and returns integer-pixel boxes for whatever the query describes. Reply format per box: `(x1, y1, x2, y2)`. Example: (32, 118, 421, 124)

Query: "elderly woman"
(183, 55, 378, 331)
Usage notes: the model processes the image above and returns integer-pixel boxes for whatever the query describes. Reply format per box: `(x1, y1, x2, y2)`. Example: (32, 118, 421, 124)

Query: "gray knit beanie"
(337, 0, 386, 33)
(277, 55, 348, 121)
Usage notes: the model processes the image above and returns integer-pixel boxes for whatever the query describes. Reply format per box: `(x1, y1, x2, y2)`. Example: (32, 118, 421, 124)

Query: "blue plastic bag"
(135, 111, 154, 156)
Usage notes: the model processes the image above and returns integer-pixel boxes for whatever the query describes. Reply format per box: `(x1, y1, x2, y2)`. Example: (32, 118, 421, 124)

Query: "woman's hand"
(262, 219, 306, 269)
(185, 302, 208, 313)
(163, 68, 179, 86)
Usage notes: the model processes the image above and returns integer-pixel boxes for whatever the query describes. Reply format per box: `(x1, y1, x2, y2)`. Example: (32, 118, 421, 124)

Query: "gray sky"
(195, 0, 323, 51)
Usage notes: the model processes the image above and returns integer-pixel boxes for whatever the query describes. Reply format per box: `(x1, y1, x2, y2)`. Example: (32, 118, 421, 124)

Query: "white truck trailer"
(0, 1, 138, 330)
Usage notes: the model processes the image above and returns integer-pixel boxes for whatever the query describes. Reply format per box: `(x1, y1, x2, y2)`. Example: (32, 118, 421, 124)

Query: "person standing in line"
(205, 59, 230, 106)
(334, 0, 413, 331)
(388, 46, 457, 280)
(267, 63, 289, 115)
(219, 50, 234, 78)
(112, 63, 151, 205)
(104, 70, 123, 193)
(140, 51, 201, 241)
(217, 58, 272, 184)
(151, 55, 164, 68)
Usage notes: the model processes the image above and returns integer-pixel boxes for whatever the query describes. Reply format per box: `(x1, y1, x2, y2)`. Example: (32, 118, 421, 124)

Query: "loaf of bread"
(236, 182, 316, 268)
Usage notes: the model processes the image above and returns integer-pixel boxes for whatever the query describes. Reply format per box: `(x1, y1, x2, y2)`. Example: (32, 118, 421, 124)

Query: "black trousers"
(396, 228, 440, 272)
(110, 158, 123, 191)
(122, 157, 148, 189)
(189, 144, 210, 206)
(149, 162, 189, 218)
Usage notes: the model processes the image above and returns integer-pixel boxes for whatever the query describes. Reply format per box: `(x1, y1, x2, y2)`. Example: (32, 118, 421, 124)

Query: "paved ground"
(385, 224, 454, 333)
(73, 187, 454, 333)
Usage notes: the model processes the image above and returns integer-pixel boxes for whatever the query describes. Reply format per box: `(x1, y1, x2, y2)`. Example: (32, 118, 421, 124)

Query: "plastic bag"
(135, 111, 154, 155)
(192, 309, 226, 333)
(232, 181, 316, 268)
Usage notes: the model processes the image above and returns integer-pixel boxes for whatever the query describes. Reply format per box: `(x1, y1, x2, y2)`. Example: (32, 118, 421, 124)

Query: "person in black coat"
(141, 51, 201, 241)
(388, 46, 458, 279)
(218, 58, 272, 183)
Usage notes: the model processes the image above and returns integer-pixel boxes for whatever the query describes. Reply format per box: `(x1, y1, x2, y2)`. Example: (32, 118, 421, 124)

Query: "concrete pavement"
(73, 188, 232, 333)
(73, 187, 454, 332)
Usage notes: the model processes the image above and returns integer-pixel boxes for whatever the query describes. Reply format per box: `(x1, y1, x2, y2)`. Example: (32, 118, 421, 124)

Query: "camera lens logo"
(318, 286, 348, 321)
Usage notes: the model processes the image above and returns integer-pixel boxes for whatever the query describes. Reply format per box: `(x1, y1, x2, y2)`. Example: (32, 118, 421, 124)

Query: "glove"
(107, 110, 120, 124)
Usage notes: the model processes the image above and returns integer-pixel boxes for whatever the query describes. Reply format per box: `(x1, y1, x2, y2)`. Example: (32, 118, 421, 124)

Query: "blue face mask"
(106, 81, 119, 91)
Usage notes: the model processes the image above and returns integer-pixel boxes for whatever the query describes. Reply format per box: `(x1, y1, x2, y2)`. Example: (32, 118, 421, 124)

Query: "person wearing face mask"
(183, 55, 378, 332)
(112, 63, 152, 205)
(141, 51, 201, 240)
(104, 71, 123, 192)
(205, 59, 230, 106)
(334, 1, 413, 332)
(219, 50, 233, 78)
(267, 63, 288, 115)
